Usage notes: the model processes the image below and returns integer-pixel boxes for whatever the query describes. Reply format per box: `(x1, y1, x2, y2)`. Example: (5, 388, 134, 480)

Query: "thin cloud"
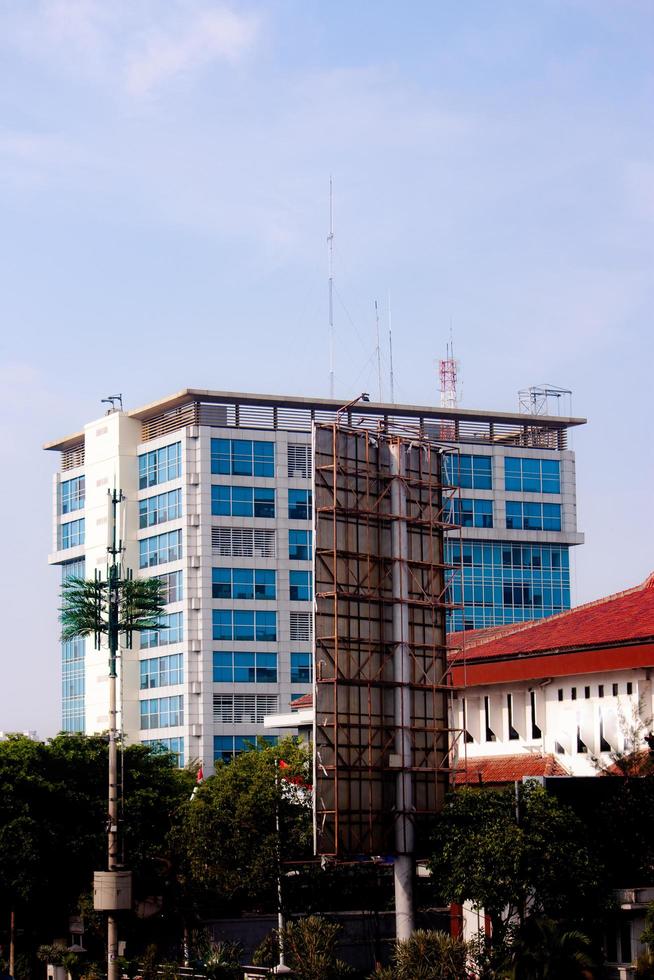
(0, 1, 259, 94)
(124, 6, 260, 97)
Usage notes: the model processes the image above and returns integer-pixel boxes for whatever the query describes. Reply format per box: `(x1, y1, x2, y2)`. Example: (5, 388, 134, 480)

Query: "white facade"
(453, 667, 653, 775)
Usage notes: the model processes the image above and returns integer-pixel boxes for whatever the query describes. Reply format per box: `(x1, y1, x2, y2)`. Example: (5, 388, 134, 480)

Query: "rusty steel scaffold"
(312, 423, 464, 892)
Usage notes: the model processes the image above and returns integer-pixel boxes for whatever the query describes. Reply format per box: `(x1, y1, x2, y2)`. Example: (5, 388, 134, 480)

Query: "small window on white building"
(530, 690, 542, 739)
(484, 696, 496, 742)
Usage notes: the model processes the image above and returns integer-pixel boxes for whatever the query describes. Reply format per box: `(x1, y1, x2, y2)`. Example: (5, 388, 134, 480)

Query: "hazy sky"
(1, 0, 653, 735)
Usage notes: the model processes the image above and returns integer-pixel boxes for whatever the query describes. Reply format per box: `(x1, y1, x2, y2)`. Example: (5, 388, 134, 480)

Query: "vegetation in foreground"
(2, 733, 654, 978)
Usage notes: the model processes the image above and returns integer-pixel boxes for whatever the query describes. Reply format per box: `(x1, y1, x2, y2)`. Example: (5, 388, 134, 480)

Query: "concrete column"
(390, 441, 415, 942)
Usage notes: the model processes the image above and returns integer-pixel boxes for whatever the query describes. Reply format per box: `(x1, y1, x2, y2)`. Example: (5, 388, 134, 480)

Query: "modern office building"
(46, 388, 585, 769)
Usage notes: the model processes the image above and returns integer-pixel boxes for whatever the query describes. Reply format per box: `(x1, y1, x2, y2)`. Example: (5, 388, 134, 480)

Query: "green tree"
(169, 738, 311, 914)
(428, 783, 609, 964)
(506, 915, 597, 979)
(0, 734, 193, 970)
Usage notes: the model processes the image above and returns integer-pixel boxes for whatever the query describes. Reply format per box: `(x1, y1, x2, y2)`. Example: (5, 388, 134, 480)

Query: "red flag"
(197, 765, 204, 784)
(279, 759, 291, 770)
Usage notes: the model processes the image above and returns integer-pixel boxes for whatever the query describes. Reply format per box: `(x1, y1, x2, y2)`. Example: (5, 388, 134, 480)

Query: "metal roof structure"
(44, 387, 587, 452)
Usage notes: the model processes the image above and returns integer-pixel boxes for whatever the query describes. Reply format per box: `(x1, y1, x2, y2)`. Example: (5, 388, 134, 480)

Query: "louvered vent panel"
(288, 444, 312, 479)
(62, 444, 85, 471)
(141, 403, 199, 441)
(213, 694, 279, 724)
(290, 612, 312, 642)
(211, 527, 275, 558)
(254, 529, 276, 558)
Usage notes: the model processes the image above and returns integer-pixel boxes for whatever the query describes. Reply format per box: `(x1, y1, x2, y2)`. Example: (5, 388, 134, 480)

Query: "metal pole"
(328, 177, 335, 400)
(9, 908, 15, 978)
(274, 762, 292, 975)
(107, 491, 121, 980)
(390, 442, 415, 942)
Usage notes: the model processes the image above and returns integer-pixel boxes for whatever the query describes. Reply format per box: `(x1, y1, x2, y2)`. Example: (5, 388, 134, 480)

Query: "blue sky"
(1, 0, 653, 734)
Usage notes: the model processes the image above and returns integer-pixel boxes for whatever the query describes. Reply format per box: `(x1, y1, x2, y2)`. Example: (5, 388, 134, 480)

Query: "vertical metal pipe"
(9, 908, 15, 978)
(107, 491, 120, 980)
(390, 441, 415, 942)
(275, 763, 286, 969)
(107, 657, 119, 980)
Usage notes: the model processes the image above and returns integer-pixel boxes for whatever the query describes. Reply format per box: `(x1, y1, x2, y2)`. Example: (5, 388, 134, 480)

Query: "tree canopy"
(169, 738, 312, 915)
(0, 734, 193, 962)
(428, 782, 610, 956)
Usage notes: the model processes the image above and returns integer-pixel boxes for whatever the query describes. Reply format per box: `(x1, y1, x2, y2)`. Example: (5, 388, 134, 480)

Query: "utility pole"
(61, 490, 164, 980)
(106, 489, 122, 980)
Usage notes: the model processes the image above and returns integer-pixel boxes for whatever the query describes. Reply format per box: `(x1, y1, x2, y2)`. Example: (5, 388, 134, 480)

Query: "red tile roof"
(455, 753, 569, 785)
(289, 693, 313, 710)
(452, 573, 654, 663)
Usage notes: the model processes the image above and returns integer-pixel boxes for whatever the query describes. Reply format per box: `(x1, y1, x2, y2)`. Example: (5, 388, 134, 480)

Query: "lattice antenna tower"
(438, 337, 459, 409)
(518, 384, 572, 416)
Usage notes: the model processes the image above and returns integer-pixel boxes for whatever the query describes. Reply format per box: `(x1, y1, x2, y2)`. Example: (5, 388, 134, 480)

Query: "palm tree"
(60, 575, 165, 646)
(507, 915, 598, 980)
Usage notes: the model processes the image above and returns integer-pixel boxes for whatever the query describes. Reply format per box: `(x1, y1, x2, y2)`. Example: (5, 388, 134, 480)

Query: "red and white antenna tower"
(439, 338, 458, 409)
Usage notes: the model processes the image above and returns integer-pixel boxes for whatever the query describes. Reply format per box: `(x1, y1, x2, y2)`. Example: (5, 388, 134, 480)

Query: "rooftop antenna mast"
(388, 292, 395, 404)
(375, 299, 383, 402)
(328, 177, 335, 400)
(439, 331, 458, 409)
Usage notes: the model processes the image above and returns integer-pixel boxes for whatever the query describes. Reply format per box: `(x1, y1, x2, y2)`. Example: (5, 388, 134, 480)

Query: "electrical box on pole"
(93, 871, 133, 911)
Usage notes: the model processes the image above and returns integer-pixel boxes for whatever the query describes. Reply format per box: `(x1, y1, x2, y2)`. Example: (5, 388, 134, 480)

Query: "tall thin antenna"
(328, 177, 335, 400)
(388, 291, 395, 404)
(375, 299, 383, 402)
(439, 329, 458, 409)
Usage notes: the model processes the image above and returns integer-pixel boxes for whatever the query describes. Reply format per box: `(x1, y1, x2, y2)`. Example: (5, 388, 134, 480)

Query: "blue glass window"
(212, 609, 277, 642)
(506, 501, 561, 532)
(138, 442, 181, 489)
(210, 439, 275, 477)
(288, 489, 312, 520)
(443, 454, 492, 490)
(289, 530, 312, 561)
(445, 540, 571, 632)
(290, 571, 313, 601)
(142, 737, 184, 767)
(504, 457, 561, 494)
(139, 489, 182, 528)
(61, 560, 86, 732)
(213, 651, 278, 683)
(158, 570, 183, 604)
(212, 568, 276, 600)
(140, 612, 183, 649)
(61, 635, 85, 732)
(140, 695, 184, 730)
(445, 499, 493, 529)
(213, 734, 277, 763)
(139, 530, 182, 568)
(211, 485, 275, 518)
(61, 518, 85, 550)
(290, 652, 313, 684)
(140, 653, 183, 689)
(61, 475, 85, 514)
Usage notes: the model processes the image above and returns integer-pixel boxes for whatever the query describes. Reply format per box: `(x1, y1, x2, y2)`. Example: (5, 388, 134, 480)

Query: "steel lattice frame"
(312, 423, 463, 858)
